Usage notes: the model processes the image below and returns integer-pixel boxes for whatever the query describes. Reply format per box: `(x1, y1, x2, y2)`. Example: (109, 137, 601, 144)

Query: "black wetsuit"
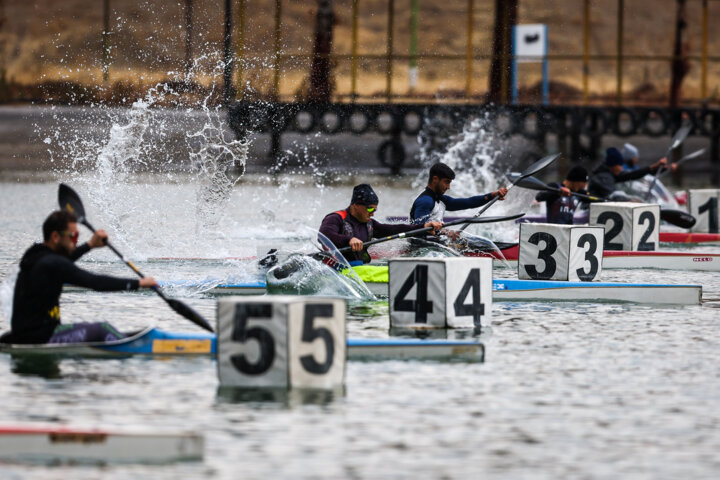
(10, 243, 139, 344)
(535, 183, 587, 224)
(319, 209, 419, 263)
(588, 164, 655, 199)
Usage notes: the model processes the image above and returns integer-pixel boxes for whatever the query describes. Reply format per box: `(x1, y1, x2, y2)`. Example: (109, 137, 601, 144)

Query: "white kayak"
(0, 423, 203, 464)
(67, 278, 700, 305)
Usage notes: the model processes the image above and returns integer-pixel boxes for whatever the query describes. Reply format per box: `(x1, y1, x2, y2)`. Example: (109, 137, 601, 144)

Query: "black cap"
(566, 165, 588, 182)
(351, 184, 379, 206)
(605, 147, 624, 167)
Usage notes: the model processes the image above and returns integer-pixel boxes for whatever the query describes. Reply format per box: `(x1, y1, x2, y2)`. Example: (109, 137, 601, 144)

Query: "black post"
(184, 0, 194, 75)
(223, 0, 233, 105)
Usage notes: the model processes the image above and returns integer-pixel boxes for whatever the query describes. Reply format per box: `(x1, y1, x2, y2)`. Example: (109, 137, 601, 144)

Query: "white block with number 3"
(519, 223, 604, 281)
(216, 296, 346, 389)
(687, 189, 720, 233)
(388, 257, 492, 329)
(589, 202, 660, 251)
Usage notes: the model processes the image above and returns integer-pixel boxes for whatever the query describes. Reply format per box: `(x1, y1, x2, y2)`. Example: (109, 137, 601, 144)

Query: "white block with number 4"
(216, 296, 346, 389)
(589, 202, 660, 251)
(518, 223, 604, 281)
(388, 257, 492, 329)
(687, 189, 720, 233)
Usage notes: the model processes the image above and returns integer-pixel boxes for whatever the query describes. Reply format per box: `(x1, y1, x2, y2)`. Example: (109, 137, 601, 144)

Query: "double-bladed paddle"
(337, 213, 525, 255)
(515, 175, 696, 229)
(58, 183, 214, 333)
(657, 148, 706, 179)
(645, 123, 692, 201)
(458, 153, 560, 232)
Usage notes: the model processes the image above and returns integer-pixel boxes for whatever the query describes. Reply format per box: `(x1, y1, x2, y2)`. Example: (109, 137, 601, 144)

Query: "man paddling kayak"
(319, 184, 442, 264)
(9, 210, 158, 344)
(588, 147, 675, 199)
(409, 162, 507, 224)
(535, 165, 589, 224)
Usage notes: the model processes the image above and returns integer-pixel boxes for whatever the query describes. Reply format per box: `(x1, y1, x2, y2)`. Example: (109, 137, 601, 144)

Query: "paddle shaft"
(80, 219, 169, 302)
(536, 183, 605, 203)
(336, 214, 524, 255)
(645, 124, 691, 201)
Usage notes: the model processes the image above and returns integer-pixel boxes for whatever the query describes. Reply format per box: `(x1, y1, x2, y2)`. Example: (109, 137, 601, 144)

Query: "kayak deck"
(0, 327, 485, 362)
(0, 423, 203, 464)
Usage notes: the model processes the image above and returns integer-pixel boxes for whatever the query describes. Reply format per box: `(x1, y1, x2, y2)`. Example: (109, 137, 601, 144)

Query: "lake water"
(1, 176, 720, 479)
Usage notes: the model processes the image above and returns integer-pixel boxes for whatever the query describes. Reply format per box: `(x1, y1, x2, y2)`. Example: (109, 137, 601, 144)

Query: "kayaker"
(409, 162, 507, 224)
(621, 143, 640, 171)
(535, 165, 590, 224)
(588, 147, 675, 199)
(319, 184, 442, 264)
(9, 210, 158, 345)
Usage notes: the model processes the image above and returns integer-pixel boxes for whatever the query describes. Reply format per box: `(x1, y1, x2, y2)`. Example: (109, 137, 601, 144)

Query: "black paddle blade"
(165, 298, 214, 332)
(510, 175, 555, 192)
(660, 209, 696, 229)
(58, 183, 87, 223)
(445, 212, 525, 228)
(519, 153, 561, 179)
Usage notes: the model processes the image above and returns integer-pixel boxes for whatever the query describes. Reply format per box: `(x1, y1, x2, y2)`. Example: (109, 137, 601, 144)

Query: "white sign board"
(514, 24, 547, 63)
(589, 202, 660, 251)
(519, 223, 604, 281)
(389, 257, 492, 329)
(217, 296, 346, 389)
(687, 189, 720, 233)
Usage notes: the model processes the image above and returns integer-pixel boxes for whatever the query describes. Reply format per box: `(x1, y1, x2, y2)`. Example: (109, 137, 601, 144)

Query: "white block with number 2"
(589, 202, 660, 251)
(518, 223, 604, 281)
(388, 257, 492, 329)
(216, 296, 346, 389)
(687, 189, 720, 233)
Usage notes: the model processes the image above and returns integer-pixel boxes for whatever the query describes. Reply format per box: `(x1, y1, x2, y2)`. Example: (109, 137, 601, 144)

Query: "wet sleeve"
(614, 166, 652, 182)
(319, 213, 353, 248)
(442, 193, 494, 211)
(70, 243, 91, 262)
(54, 257, 139, 291)
(535, 190, 559, 202)
(372, 219, 421, 238)
(410, 196, 435, 224)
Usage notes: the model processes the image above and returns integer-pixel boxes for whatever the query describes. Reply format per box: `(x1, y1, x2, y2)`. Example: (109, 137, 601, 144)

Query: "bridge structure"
(227, 102, 720, 180)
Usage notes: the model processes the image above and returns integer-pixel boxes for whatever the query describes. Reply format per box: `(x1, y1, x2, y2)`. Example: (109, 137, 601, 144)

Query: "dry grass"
(0, 0, 718, 105)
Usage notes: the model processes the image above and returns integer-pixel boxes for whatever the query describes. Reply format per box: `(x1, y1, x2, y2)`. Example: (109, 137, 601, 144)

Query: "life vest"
(334, 209, 373, 240)
(410, 188, 446, 223)
(333, 209, 373, 264)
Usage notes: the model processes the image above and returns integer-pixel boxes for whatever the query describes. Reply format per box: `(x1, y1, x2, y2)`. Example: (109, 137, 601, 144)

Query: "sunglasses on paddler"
(366, 206, 376, 213)
(60, 230, 79, 243)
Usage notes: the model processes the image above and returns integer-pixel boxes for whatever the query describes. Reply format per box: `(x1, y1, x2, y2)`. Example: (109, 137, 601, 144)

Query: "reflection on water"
(216, 386, 344, 407)
(10, 355, 62, 379)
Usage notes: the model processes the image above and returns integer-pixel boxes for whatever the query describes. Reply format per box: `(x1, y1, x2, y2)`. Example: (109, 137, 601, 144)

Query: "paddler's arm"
(69, 229, 109, 262)
(319, 212, 353, 248)
(372, 220, 443, 237)
(442, 188, 508, 211)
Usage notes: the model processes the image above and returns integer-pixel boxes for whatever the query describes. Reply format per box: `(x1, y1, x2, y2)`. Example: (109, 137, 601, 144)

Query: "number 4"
(453, 268, 485, 328)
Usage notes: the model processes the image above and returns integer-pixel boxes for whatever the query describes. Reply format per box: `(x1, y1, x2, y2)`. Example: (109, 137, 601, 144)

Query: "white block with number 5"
(216, 296, 346, 389)
(687, 189, 720, 233)
(518, 223, 604, 281)
(388, 257, 492, 329)
(589, 202, 660, 251)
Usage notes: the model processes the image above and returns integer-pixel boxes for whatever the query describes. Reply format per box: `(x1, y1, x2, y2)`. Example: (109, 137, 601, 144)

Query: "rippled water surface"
(1, 181, 720, 479)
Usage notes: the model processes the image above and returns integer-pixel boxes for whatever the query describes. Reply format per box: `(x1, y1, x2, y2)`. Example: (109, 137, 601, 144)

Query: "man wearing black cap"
(319, 184, 443, 264)
(410, 162, 508, 224)
(536, 165, 590, 224)
(588, 147, 673, 199)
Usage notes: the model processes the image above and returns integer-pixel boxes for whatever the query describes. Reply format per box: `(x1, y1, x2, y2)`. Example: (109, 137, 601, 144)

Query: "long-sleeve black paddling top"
(10, 243, 139, 344)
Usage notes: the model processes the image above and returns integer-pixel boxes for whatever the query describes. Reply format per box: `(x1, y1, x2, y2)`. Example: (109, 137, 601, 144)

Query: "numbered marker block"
(687, 189, 720, 233)
(518, 223, 605, 282)
(388, 257, 492, 329)
(589, 202, 660, 251)
(217, 296, 346, 389)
